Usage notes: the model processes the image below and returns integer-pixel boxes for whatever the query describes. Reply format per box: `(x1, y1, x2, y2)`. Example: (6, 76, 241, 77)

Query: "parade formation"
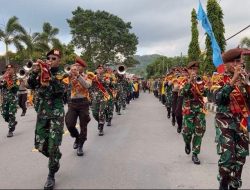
(0, 0, 250, 190)
(0, 49, 141, 189)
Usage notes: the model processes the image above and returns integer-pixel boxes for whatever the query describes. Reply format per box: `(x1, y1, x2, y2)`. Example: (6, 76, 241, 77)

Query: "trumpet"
(117, 65, 126, 75)
(23, 60, 34, 72)
(195, 76, 203, 84)
(16, 69, 27, 79)
(64, 65, 71, 74)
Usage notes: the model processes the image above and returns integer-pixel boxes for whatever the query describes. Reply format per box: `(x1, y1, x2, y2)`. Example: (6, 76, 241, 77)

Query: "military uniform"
(164, 81, 173, 118)
(181, 83, 207, 157)
(181, 61, 207, 164)
(27, 49, 66, 189)
(90, 69, 109, 136)
(1, 65, 18, 137)
(214, 48, 250, 189)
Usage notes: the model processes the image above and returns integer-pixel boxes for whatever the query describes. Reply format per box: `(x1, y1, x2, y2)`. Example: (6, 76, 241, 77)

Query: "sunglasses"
(47, 57, 57, 61)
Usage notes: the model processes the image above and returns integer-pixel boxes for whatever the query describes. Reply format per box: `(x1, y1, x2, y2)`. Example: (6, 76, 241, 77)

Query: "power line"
(226, 25, 250, 41)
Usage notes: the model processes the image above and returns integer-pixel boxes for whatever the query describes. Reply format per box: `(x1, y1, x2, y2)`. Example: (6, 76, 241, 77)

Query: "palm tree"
(0, 16, 27, 65)
(37, 22, 63, 51)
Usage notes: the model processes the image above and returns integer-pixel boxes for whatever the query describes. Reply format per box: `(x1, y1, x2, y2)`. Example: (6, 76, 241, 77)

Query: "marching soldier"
(164, 73, 173, 119)
(215, 48, 250, 190)
(65, 57, 92, 156)
(90, 64, 110, 136)
(103, 71, 115, 126)
(181, 61, 208, 165)
(0, 64, 19, 137)
(27, 49, 67, 189)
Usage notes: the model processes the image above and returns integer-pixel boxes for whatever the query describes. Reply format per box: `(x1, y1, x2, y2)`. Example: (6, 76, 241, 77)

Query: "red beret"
(75, 56, 87, 67)
(46, 49, 61, 58)
(222, 48, 246, 63)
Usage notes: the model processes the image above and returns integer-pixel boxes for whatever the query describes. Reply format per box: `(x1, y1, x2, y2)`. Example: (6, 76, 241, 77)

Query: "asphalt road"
(0, 92, 250, 189)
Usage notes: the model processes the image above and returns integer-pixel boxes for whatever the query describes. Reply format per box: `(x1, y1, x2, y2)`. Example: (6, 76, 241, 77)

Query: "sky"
(0, 0, 250, 57)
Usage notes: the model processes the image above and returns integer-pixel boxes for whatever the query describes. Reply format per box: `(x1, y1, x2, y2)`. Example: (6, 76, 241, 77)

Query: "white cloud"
(0, 0, 250, 56)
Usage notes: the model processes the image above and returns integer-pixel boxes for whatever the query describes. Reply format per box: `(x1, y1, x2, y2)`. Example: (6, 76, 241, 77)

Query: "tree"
(0, 16, 27, 65)
(36, 22, 62, 52)
(67, 7, 138, 69)
(204, 0, 226, 74)
(240, 37, 250, 48)
(188, 9, 201, 62)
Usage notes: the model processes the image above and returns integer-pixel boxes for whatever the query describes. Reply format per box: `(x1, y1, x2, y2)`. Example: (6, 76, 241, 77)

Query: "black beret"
(46, 49, 61, 58)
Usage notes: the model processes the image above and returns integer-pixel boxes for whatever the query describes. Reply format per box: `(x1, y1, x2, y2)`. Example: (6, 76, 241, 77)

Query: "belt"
(69, 98, 88, 103)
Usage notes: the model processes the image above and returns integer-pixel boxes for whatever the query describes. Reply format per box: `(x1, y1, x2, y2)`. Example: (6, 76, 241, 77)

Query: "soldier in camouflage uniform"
(181, 61, 208, 165)
(115, 74, 125, 114)
(90, 64, 109, 136)
(0, 64, 19, 137)
(215, 48, 250, 190)
(28, 49, 67, 190)
(164, 77, 173, 119)
(103, 71, 115, 126)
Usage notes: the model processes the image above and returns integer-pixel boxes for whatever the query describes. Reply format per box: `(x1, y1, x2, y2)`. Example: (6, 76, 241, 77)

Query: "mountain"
(129, 54, 162, 77)
(134, 54, 162, 69)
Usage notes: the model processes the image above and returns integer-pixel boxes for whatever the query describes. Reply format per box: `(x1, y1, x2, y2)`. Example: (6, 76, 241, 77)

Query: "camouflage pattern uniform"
(28, 68, 66, 174)
(215, 74, 249, 188)
(181, 83, 207, 155)
(103, 78, 114, 124)
(1, 75, 19, 133)
(115, 75, 125, 113)
(89, 75, 108, 133)
(164, 81, 173, 118)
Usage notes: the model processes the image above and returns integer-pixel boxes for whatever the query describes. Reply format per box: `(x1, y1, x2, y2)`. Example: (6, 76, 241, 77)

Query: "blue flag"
(197, 1, 223, 67)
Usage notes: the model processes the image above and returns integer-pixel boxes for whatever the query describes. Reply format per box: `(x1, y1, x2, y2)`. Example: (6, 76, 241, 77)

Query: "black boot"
(192, 153, 200, 165)
(219, 181, 229, 190)
(117, 108, 121, 115)
(229, 185, 237, 190)
(167, 108, 171, 118)
(185, 143, 191, 155)
(107, 120, 111, 126)
(77, 144, 84, 156)
(44, 171, 55, 190)
(7, 130, 13, 138)
(21, 110, 26, 116)
(73, 137, 79, 149)
(98, 124, 104, 136)
(177, 126, 182, 133)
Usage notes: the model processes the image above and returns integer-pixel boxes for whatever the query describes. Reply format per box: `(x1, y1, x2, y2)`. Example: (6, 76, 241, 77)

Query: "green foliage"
(204, 0, 226, 74)
(240, 37, 250, 48)
(146, 56, 188, 79)
(0, 16, 27, 65)
(67, 7, 138, 70)
(188, 9, 201, 62)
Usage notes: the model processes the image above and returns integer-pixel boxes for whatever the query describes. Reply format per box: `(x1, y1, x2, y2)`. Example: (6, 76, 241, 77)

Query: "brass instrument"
(23, 60, 34, 72)
(86, 72, 97, 81)
(194, 76, 203, 85)
(16, 69, 27, 79)
(64, 65, 71, 74)
(117, 65, 126, 75)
